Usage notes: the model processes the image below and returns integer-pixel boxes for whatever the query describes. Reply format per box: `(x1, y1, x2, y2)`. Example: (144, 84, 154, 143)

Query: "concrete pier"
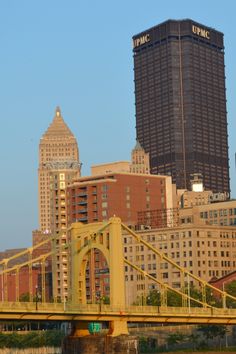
(62, 334, 139, 354)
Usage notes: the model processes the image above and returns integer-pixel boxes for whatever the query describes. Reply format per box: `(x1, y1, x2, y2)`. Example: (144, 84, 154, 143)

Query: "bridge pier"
(62, 320, 139, 354)
(72, 321, 90, 337)
(108, 319, 129, 336)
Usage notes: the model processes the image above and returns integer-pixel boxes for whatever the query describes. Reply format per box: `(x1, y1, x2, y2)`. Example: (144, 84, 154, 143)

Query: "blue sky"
(0, 0, 235, 250)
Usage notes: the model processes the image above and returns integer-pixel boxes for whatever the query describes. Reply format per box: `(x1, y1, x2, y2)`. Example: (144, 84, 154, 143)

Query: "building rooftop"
(41, 106, 75, 139)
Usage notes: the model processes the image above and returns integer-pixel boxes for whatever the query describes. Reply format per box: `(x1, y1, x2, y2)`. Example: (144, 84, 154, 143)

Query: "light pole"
(1, 270, 4, 302)
(187, 274, 191, 313)
(35, 285, 38, 310)
(222, 282, 226, 308)
(35, 285, 41, 310)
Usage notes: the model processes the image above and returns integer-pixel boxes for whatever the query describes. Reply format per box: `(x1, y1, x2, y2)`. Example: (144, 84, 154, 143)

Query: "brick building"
(66, 172, 175, 226)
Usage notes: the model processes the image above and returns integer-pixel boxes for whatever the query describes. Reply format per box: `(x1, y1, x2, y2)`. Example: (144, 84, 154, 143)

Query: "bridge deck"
(0, 302, 236, 324)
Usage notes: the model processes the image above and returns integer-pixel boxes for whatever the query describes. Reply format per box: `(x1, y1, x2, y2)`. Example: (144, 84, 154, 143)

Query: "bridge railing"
(1, 302, 236, 319)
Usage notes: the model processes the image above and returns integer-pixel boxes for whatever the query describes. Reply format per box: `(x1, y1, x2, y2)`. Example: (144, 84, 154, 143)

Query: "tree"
(197, 324, 227, 348)
(225, 281, 236, 308)
(167, 290, 182, 307)
(19, 293, 30, 302)
(188, 333, 199, 350)
(167, 332, 187, 346)
(146, 289, 161, 306)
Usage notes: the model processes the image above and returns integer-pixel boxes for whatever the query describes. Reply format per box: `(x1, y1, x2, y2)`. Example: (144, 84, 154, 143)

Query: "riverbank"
(0, 348, 61, 354)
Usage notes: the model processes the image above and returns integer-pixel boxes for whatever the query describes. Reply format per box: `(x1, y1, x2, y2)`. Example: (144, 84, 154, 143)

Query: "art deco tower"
(130, 140, 150, 174)
(133, 19, 230, 195)
(38, 107, 81, 234)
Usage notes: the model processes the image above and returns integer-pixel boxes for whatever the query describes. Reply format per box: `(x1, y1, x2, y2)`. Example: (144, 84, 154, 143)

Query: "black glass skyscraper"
(133, 19, 230, 194)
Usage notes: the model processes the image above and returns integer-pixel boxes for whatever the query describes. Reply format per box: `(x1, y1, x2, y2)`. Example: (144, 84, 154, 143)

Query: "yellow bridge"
(1, 217, 236, 336)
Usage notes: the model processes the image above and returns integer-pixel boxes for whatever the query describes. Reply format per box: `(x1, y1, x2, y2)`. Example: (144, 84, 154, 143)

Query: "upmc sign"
(133, 34, 150, 48)
(192, 25, 210, 39)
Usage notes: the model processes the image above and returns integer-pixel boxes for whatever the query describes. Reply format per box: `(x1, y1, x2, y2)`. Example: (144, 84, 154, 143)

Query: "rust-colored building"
(0, 266, 52, 302)
(66, 172, 175, 226)
(209, 271, 236, 292)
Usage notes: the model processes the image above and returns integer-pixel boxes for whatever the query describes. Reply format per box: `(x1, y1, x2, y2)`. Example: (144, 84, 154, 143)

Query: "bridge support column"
(72, 321, 90, 337)
(108, 320, 129, 336)
(62, 334, 139, 354)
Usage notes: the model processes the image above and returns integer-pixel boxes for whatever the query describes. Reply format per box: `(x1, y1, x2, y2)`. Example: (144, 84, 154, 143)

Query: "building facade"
(66, 172, 174, 226)
(130, 140, 150, 174)
(38, 106, 81, 233)
(123, 224, 236, 305)
(179, 199, 236, 227)
(133, 19, 230, 194)
(38, 107, 81, 300)
(91, 161, 130, 176)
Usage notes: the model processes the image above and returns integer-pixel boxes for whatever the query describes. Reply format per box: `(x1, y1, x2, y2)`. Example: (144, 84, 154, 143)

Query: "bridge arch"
(74, 242, 110, 304)
(69, 217, 126, 309)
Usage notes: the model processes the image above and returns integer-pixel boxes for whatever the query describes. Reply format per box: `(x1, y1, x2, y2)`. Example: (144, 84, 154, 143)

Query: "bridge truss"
(1, 218, 236, 335)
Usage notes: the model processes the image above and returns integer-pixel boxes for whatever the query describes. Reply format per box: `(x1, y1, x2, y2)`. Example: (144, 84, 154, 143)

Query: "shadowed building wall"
(133, 19, 229, 195)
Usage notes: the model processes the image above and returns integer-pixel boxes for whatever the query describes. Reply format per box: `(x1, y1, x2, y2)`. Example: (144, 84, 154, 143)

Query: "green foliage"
(139, 336, 158, 353)
(139, 337, 149, 352)
(225, 281, 236, 308)
(187, 333, 199, 350)
(102, 295, 110, 304)
(146, 290, 161, 306)
(197, 324, 227, 340)
(0, 330, 65, 348)
(167, 290, 182, 307)
(19, 293, 30, 302)
(167, 332, 187, 345)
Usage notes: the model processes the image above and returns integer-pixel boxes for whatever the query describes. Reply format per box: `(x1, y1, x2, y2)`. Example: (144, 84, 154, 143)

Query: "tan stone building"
(179, 200, 236, 227)
(37, 106, 81, 300)
(38, 106, 81, 233)
(91, 140, 150, 176)
(123, 224, 236, 305)
(130, 140, 150, 174)
(91, 161, 130, 176)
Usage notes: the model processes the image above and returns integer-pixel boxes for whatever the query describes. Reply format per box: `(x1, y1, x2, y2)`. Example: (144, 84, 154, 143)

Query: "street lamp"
(35, 285, 38, 310)
(35, 285, 41, 311)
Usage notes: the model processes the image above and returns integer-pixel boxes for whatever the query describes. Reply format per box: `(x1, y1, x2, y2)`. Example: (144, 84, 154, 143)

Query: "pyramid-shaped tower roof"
(133, 139, 144, 151)
(41, 106, 75, 139)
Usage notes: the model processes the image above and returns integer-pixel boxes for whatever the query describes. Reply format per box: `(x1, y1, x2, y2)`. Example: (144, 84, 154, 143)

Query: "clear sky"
(0, 0, 235, 250)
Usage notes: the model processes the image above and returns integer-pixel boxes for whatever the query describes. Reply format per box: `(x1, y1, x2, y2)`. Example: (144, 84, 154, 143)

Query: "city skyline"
(0, 0, 235, 249)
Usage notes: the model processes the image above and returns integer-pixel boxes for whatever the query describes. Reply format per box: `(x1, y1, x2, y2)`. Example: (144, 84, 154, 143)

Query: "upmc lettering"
(133, 34, 150, 48)
(192, 25, 210, 39)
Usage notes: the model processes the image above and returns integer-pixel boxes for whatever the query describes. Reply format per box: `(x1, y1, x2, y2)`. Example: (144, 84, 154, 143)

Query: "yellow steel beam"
(121, 223, 236, 304)
(0, 234, 61, 266)
(124, 258, 210, 308)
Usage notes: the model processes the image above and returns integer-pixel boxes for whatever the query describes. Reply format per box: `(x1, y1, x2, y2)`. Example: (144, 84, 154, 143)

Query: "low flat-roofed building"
(91, 161, 130, 176)
(179, 199, 236, 227)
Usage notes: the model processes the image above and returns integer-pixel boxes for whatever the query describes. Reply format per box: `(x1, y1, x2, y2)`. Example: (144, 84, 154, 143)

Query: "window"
(60, 181, 65, 189)
(102, 210, 107, 217)
(102, 185, 108, 192)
